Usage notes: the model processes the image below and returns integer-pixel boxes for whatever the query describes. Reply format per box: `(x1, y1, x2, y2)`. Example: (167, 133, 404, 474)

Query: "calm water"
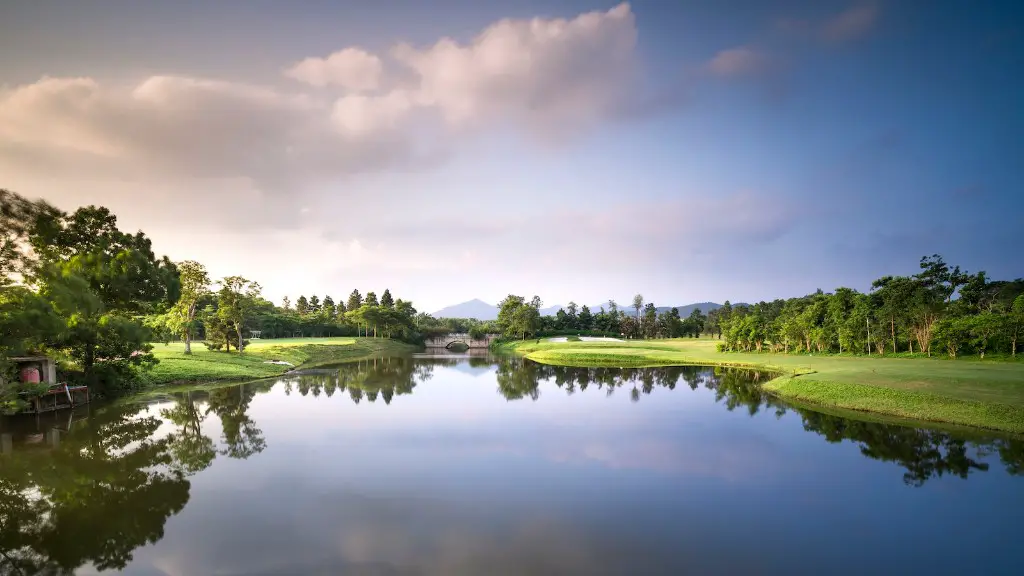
(2, 353, 1022, 575)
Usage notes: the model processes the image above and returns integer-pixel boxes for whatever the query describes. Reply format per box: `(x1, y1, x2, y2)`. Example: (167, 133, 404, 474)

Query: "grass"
(500, 338, 1024, 433)
(147, 337, 416, 386)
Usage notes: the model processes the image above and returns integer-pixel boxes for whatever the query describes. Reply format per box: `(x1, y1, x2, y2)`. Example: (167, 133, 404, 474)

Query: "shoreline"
(500, 339, 1024, 434)
(146, 337, 418, 387)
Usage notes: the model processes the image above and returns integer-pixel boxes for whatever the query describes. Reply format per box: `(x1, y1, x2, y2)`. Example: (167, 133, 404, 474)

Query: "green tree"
(578, 305, 593, 331)
(347, 289, 363, 312)
(308, 294, 321, 314)
(296, 295, 309, 315)
(29, 205, 180, 313)
(643, 303, 658, 338)
(1009, 295, 1024, 357)
(365, 291, 379, 307)
(632, 294, 644, 322)
(168, 260, 210, 355)
(380, 289, 394, 308)
(497, 295, 542, 340)
(217, 276, 261, 352)
(322, 295, 336, 319)
(968, 311, 1004, 359)
(282, 296, 291, 311)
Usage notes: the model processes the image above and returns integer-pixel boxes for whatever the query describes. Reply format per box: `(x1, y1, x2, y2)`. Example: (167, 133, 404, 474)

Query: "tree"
(217, 276, 261, 352)
(1, 189, 63, 284)
(497, 295, 541, 340)
(29, 205, 180, 313)
(364, 291, 379, 307)
(282, 296, 291, 311)
(296, 295, 309, 315)
(685, 307, 705, 337)
(968, 311, 1004, 359)
(566, 301, 579, 329)
(632, 294, 644, 321)
(578, 305, 593, 331)
(872, 276, 915, 354)
(308, 294, 321, 314)
(380, 289, 394, 308)
(322, 295, 336, 319)
(347, 289, 363, 312)
(643, 303, 658, 338)
(169, 260, 210, 355)
(1010, 295, 1024, 357)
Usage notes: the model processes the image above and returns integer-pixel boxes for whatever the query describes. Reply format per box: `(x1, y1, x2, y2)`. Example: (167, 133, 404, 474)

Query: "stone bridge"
(424, 333, 500, 349)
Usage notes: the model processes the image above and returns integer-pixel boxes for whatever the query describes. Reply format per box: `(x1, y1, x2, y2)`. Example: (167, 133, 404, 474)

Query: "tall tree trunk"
(236, 324, 244, 353)
(184, 303, 196, 355)
(890, 317, 896, 354)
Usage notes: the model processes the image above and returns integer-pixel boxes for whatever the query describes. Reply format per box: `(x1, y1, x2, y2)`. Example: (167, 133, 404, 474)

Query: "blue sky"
(1, 1, 1020, 311)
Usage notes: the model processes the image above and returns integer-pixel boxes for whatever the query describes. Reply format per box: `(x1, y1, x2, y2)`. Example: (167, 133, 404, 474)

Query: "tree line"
(0, 190, 437, 406)
(715, 255, 1023, 358)
(149, 280, 425, 353)
(495, 294, 708, 340)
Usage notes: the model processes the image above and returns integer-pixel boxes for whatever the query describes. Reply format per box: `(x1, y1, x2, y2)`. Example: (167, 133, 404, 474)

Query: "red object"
(20, 366, 41, 383)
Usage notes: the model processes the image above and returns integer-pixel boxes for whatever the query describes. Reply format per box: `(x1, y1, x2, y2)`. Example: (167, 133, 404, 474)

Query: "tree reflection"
(799, 410, 997, 487)
(488, 356, 1024, 486)
(0, 380, 275, 575)
(0, 404, 190, 574)
(284, 356, 434, 406)
(206, 383, 270, 459)
(161, 391, 216, 475)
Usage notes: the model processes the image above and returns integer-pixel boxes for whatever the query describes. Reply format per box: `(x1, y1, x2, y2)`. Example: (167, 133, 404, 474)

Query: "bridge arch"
(424, 332, 500, 350)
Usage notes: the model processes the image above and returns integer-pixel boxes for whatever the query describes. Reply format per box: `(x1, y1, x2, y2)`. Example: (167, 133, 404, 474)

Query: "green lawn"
(503, 338, 1024, 433)
(147, 337, 416, 386)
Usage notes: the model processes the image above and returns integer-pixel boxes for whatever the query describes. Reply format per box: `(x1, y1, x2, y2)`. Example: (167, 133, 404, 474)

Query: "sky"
(1, 0, 1021, 312)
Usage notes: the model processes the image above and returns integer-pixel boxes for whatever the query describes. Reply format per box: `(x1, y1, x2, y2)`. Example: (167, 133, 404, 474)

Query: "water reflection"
(0, 404, 191, 574)
(281, 355, 1024, 487)
(492, 357, 1024, 485)
(282, 356, 434, 405)
(1, 355, 1022, 575)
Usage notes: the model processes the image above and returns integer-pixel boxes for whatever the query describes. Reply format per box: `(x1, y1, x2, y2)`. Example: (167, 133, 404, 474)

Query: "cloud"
(774, 2, 879, 44)
(284, 47, 383, 91)
(706, 46, 772, 77)
(1, 3, 649, 191)
(386, 2, 639, 138)
(820, 2, 879, 43)
(0, 74, 422, 191)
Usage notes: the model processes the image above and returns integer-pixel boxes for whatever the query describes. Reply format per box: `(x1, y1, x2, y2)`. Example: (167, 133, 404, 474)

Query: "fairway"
(148, 338, 415, 385)
(506, 338, 1024, 433)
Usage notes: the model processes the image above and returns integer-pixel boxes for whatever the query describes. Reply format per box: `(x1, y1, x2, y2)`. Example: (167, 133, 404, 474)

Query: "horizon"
(2, 1, 1020, 311)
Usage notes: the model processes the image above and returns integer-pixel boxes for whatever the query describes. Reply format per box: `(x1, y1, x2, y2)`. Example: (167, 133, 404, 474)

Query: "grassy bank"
(147, 337, 416, 386)
(500, 338, 1024, 433)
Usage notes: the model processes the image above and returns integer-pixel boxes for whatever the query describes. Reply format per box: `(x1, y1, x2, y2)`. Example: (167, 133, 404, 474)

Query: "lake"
(2, 352, 1022, 575)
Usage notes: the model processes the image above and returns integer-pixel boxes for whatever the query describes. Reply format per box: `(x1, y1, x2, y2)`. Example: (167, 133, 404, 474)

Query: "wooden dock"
(23, 383, 90, 414)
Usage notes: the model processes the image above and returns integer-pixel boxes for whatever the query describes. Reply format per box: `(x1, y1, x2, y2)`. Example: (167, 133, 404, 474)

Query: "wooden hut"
(4, 356, 90, 414)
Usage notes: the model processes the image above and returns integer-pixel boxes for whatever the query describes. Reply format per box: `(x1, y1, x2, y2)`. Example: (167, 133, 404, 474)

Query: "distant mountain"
(433, 299, 727, 320)
(432, 299, 499, 320)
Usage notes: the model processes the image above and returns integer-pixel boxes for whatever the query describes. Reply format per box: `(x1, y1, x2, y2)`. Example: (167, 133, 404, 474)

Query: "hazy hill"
(433, 300, 726, 321)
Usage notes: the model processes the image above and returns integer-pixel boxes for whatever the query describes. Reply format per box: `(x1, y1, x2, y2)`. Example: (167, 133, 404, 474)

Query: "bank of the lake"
(501, 338, 1024, 434)
(148, 337, 417, 386)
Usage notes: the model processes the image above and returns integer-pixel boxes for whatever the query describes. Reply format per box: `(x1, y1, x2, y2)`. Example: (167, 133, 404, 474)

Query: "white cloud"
(284, 47, 383, 91)
(388, 2, 638, 136)
(1, 3, 647, 191)
(706, 47, 770, 77)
